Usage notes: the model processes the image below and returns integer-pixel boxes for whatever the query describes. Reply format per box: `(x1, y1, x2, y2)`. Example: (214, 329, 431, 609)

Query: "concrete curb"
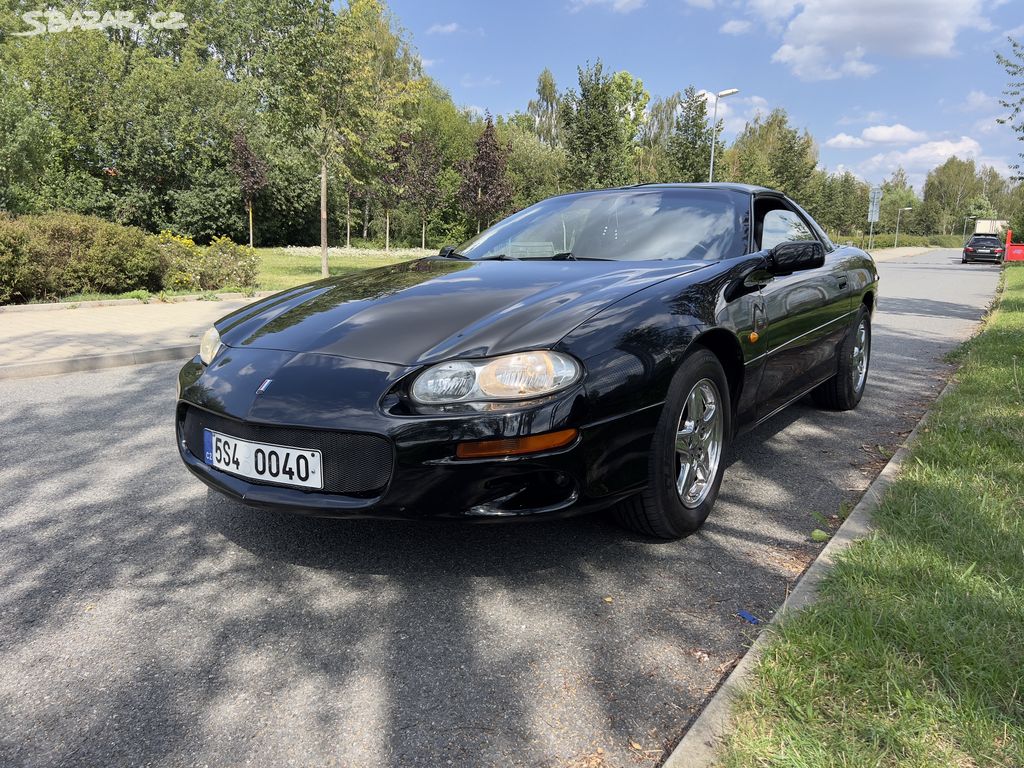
(0, 291, 274, 314)
(663, 376, 957, 768)
(0, 344, 197, 380)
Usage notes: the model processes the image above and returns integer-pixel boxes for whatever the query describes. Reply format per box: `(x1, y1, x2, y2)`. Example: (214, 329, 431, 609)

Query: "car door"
(755, 200, 851, 419)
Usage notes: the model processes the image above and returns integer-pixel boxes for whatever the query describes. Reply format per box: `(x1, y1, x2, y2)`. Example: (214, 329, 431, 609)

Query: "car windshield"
(455, 188, 746, 262)
(969, 237, 999, 246)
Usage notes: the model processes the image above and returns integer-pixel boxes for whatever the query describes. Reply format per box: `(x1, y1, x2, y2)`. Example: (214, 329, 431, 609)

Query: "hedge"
(0, 212, 258, 304)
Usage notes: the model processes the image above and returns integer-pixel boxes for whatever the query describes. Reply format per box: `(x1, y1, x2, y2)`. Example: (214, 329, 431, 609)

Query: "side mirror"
(438, 245, 456, 257)
(768, 241, 825, 275)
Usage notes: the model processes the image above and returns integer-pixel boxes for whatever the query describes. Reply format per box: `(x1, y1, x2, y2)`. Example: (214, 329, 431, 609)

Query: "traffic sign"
(868, 187, 882, 223)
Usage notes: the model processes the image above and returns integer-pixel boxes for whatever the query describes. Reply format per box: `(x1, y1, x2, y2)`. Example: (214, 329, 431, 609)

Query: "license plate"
(977, 249, 991, 253)
(203, 429, 323, 489)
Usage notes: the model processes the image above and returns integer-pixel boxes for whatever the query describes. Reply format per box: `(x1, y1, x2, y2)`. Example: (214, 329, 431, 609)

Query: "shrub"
(69, 220, 163, 293)
(159, 232, 258, 291)
(0, 217, 29, 304)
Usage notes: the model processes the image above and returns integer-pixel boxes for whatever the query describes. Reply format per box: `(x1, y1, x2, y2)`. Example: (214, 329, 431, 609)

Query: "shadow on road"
(0, 254, 999, 767)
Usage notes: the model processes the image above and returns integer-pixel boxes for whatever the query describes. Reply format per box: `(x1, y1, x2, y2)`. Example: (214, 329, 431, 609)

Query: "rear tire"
(812, 306, 871, 411)
(611, 348, 731, 539)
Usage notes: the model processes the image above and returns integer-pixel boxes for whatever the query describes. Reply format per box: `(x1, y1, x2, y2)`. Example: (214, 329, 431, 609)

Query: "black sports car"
(176, 184, 878, 539)
(962, 234, 1005, 263)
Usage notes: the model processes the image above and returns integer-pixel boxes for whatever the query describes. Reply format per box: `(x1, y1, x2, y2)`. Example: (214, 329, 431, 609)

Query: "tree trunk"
(320, 155, 329, 278)
(421, 216, 426, 250)
(362, 198, 370, 239)
(246, 199, 254, 248)
(385, 209, 390, 252)
(345, 191, 351, 248)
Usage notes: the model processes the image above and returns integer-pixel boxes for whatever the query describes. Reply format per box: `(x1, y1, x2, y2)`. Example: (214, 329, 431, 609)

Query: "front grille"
(181, 406, 393, 495)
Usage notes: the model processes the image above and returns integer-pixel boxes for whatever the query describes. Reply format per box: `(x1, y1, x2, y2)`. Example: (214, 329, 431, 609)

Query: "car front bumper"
(176, 349, 660, 520)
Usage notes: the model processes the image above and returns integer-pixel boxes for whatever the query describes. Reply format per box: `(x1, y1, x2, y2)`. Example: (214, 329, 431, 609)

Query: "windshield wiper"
(551, 251, 610, 261)
(477, 253, 519, 261)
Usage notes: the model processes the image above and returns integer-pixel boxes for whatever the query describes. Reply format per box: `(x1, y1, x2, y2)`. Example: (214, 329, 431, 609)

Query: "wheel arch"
(686, 328, 744, 414)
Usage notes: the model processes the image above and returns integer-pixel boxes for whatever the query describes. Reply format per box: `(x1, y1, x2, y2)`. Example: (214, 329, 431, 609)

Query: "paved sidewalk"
(0, 298, 255, 370)
(866, 246, 935, 261)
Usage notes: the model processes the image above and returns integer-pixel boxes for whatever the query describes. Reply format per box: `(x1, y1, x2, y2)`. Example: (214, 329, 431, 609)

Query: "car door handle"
(835, 275, 848, 289)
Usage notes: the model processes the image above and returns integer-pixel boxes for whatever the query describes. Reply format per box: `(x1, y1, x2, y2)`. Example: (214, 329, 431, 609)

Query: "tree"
(561, 61, 634, 190)
(727, 109, 816, 200)
(404, 132, 444, 249)
(230, 130, 269, 247)
(920, 157, 981, 234)
(667, 86, 722, 183)
(527, 68, 561, 148)
(459, 115, 512, 234)
(636, 92, 682, 183)
(997, 35, 1024, 178)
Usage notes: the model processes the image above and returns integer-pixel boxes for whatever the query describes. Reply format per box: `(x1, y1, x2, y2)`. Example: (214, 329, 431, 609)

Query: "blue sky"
(389, 0, 1023, 190)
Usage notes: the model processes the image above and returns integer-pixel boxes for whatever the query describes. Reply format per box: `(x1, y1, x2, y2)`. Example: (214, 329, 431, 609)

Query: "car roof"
(550, 182, 783, 201)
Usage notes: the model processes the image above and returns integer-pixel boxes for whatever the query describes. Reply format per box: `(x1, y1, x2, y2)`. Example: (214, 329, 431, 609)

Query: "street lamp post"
(894, 207, 912, 248)
(708, 88, 739, 183)
(963, 216, 976, 244)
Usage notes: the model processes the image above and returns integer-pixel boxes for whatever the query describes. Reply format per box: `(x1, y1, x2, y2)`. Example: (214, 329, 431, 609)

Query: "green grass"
(255, 246, 429, 292)
(722, 265, 1024, 768)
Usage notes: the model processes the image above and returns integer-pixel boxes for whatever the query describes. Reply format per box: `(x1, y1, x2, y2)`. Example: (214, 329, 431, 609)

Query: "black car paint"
(177, 184, 879, 520)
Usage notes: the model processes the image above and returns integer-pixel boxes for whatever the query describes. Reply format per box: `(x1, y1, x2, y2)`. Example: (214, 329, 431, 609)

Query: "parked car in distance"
(176, 183, 879, 539)
(963, 235, 1005, 264)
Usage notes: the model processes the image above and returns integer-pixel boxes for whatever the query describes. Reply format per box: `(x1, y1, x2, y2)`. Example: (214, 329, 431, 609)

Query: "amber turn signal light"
(456, 428, 579, 459)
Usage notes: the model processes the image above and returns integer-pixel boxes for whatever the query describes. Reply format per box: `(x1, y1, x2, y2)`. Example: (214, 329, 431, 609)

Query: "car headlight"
(199, 326, 222, 365)
(411, 351, 581, 404)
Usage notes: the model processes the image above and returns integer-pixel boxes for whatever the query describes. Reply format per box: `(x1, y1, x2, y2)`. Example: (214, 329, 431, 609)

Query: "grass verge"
(256, 246, 427, 292)
(721, 264, 1024, 768)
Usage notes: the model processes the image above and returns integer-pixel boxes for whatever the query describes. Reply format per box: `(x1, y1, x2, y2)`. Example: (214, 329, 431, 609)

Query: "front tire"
(812, 306, 871, 411)
(612, 348, 731, 539)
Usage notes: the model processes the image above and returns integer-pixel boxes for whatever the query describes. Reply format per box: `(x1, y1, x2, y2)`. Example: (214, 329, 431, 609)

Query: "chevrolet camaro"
(176, 183, 878, 539)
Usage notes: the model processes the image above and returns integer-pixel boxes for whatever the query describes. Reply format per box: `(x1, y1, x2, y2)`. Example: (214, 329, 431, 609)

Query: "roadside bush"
(835, 233, 966, 250)
(68, 220, 163, 293)
(160, 231, 258, 291)
(0, 217, 29, 304)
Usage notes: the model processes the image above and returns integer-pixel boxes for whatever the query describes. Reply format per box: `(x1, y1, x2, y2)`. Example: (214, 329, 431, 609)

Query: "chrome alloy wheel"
(674, 378, 724, 509)
(851, 319, 869, 394)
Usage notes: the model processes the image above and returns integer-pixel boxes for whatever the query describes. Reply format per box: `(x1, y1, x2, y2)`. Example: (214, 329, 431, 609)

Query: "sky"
(387, 0, 1024, 190)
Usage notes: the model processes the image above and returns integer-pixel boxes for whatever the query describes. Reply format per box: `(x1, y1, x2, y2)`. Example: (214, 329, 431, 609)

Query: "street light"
(894, 207, 912, 248)
(963, 215, 977, 244)
(708, 88, 739, 183)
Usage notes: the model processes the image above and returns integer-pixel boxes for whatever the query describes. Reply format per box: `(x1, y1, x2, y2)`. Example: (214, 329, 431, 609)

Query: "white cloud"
(825, 123, 929, 149)
(837, 109, 888, 126)
(460, 74, 501, 88)
(863, 136, 982, 175)
(719, 19, 752, 34)
(426, 22, 460, 35)
(771, 43, 877, 80)
(958, 90, 1001, 111)
(684, 0, 716, 8)
(569, 0, 646, 12)
(419, 58, 439, 69)
(825, 133, 868, 149)
(861, 123, 928, 143)
(752, 0, 990, 80)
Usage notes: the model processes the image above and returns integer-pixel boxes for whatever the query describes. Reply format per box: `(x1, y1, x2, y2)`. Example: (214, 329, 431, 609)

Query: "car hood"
(217, 258, 709, 365)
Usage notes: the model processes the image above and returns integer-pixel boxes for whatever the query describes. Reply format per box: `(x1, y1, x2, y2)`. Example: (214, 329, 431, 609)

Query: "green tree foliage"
(458, 116, 513, 233)
(667, 86, 723, 183)
(727, 108, 817, 200)
(997, 36, 1023, 178)
(920, 157, 983, 235)
(636, 92, 682, 183)
(561, 61, 634, 190)
(527, 68, 561, 148)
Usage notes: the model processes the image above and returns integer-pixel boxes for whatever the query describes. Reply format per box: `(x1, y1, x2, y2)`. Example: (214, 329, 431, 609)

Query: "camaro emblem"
(256, 378, 273, 394)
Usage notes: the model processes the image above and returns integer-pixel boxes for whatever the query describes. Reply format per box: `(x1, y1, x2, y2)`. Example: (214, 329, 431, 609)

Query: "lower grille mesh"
(181, 407, 393, 495)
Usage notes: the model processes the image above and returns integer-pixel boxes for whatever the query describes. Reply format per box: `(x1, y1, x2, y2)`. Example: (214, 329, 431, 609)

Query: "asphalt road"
(0, 250, 1001, 768)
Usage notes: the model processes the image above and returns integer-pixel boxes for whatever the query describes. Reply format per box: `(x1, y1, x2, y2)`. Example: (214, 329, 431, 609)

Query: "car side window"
(760, 209, 817, 251)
